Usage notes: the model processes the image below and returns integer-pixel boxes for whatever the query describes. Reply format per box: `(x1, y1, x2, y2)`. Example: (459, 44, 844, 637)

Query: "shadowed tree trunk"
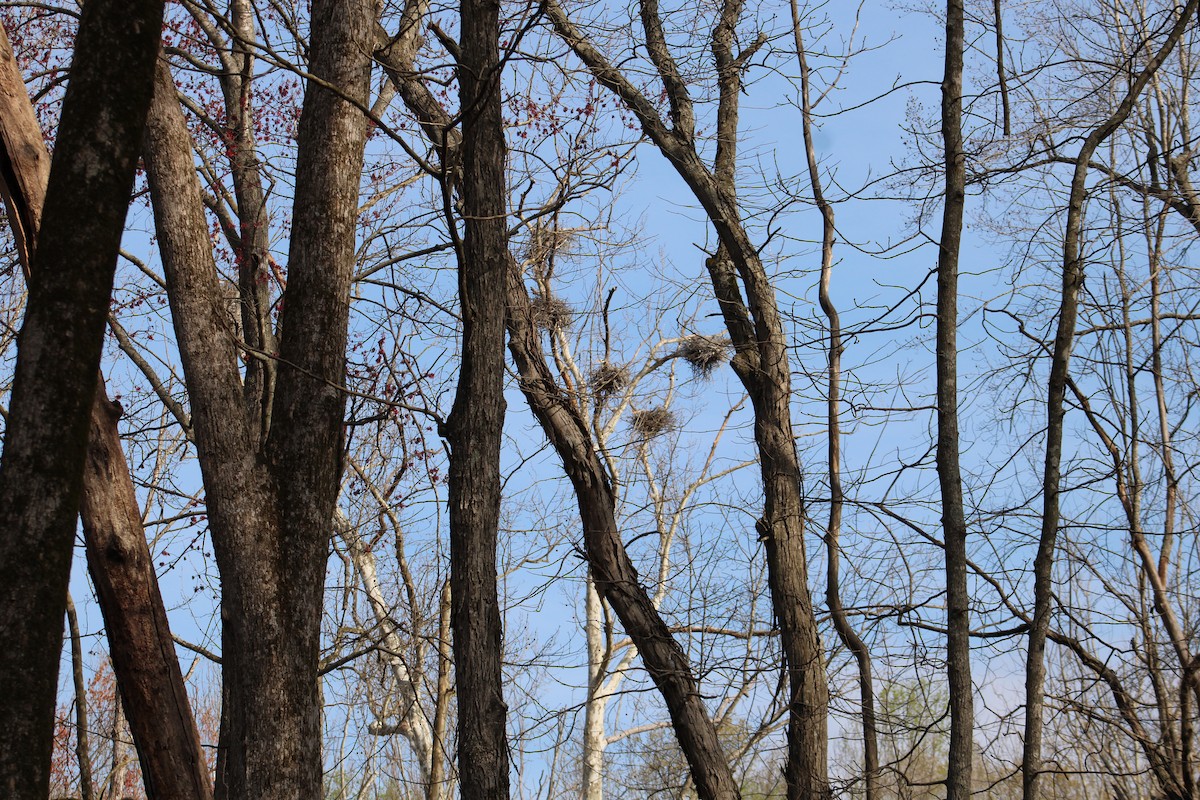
(0, 27, 213, 800)
(82, 382, 215, 800)
(0, 1, 166, 795)
(448, 0, 511, 797)
(372, 14, 741, 797)
(935, 2, 972, 799)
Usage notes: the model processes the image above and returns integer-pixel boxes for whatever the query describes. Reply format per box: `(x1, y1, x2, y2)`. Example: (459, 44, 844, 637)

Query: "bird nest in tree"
(524, 223, 576, 277)
(676, 334, 731, 377)
(631, 407, 676, 439)
(589, 361, 630, 400)
(529, 294, 574, 332)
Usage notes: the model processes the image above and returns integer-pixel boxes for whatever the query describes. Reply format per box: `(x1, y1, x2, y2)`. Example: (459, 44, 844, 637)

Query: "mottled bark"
(0, 29, 211, 799)
(448, 0, 511, 795)
(0, 2, 165, 795)
(142, 0, 373, 794)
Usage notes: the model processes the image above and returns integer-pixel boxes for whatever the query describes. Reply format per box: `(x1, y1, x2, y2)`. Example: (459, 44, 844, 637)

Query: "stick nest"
(529, 294, 574, 332)
(676, 334, 731, 378)
(589, 361, 630, 400)
(631, 407, 677, 439)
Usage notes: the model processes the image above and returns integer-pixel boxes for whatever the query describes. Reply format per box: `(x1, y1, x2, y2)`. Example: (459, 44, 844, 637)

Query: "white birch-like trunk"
(582, 576, 607, 800)
(104, 699, 128, 800)
(336, 511, 435, 788)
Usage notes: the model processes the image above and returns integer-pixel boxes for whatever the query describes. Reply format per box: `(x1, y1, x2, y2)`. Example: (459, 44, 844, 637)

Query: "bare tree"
(933, 1, 972, 798)
(790, 4, 878, 798)
(372, 9, 745, 797)
(0, 21, 212, 800)
(448, 0, 512, 794)
(541, 3, 830, 795)
(1021, 3, 1200, 797)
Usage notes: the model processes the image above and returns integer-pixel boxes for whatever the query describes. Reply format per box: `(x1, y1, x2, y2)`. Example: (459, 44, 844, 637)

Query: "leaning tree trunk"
(0, 2, 165, 796)
(372, 17, 742, 799)
(541, 4, 830, 794)
(1022, 4, 1200, 797)
(0, 29, 212, 800)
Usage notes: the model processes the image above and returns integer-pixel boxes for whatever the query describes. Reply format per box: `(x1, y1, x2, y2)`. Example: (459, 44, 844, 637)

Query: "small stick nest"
(529, 294, 574, 332)
(631, 406, 677, 439)
(589, 361, 630, 400)
(676, 334, 731, 378)
(524, 224, 575, 279)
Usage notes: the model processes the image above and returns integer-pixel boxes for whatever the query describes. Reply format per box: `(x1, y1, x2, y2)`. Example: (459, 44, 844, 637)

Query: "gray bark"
(543, 5, 829, 795)
(373, 18, 741, 800)
(935, 2, 972, 799)
(791, 7, 877, 798)
(141, 0, 373, 793)
(0, 31, 212, 800)
(1022, 4, 1200, 797)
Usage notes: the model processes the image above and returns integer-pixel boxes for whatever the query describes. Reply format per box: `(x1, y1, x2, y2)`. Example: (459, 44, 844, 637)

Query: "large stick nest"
(631, 406, 677, 439)
(524, 223, 575, 279)
(589, 361, 630, 400)
(675, 334, 731, 378)
(529, 294, 574, 332)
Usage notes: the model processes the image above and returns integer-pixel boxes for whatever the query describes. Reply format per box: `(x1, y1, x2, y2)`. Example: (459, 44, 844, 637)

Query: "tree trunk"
(141, 0, 373, 790)
(791, 7, 877, 798)
(542, 6, 830, 793)
(1022, 5, 1200, 796)
(373, 17, 740, 798)
(505, 273, 742, 800)
(935, 3, 972, 799)
(448, 0, 511, 795)
(66, 592, 96, 800)
(582, 577, 607, 800)
(0, 2, 165, 795)
(83, 383, 215, 800)
(338, 511, 435, 782)
(0, 35, 213, 800)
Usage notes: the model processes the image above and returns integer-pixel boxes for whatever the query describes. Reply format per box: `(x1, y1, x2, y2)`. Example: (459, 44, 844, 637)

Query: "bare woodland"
(0, 0, 1198, 799)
